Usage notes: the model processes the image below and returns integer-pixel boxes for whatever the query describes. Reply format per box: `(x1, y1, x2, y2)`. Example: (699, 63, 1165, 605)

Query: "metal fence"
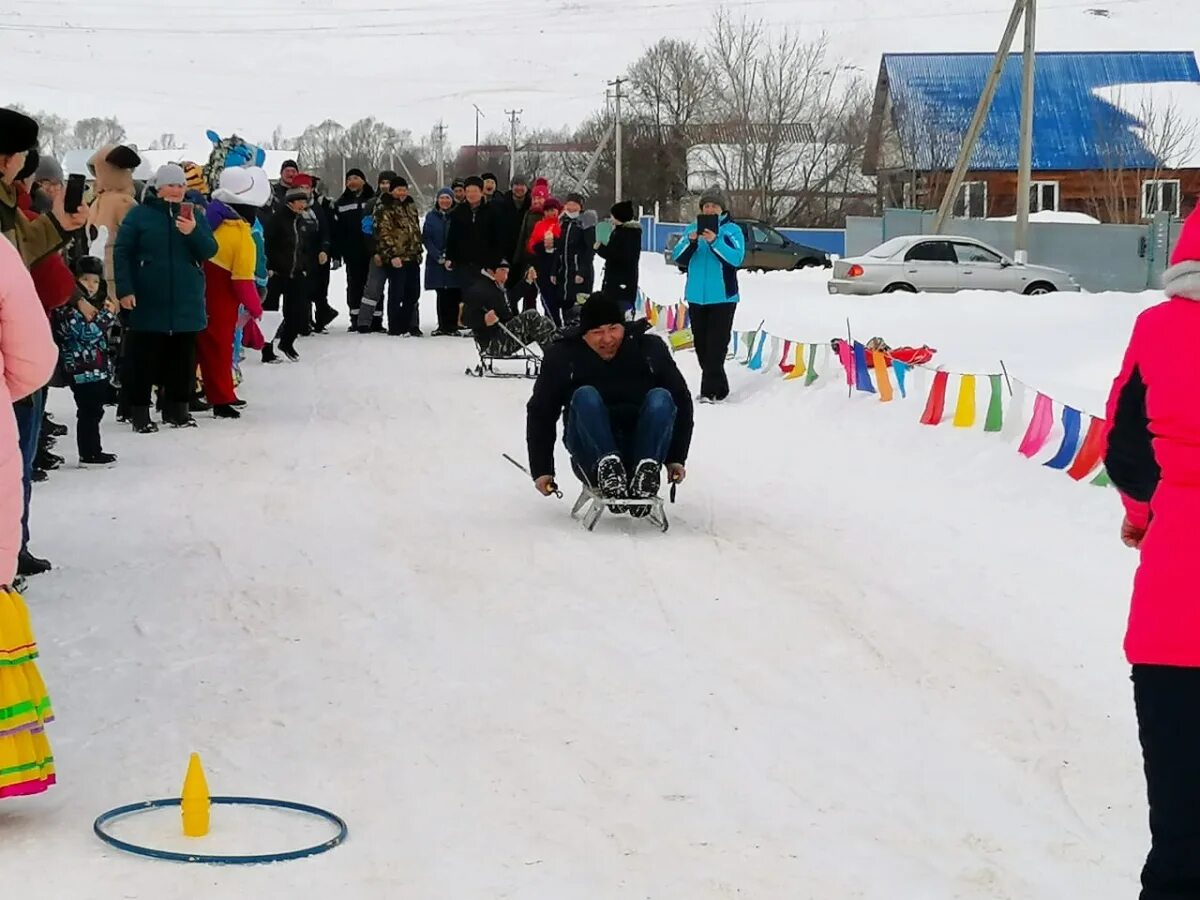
(845, 209, 1180, 293)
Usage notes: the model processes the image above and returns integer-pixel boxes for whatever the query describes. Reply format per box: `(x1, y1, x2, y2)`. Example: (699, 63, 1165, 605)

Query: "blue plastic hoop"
(93, 796, 348, 865)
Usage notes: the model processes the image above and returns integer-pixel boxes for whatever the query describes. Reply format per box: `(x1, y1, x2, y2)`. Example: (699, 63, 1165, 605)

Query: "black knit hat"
(464, 175, 485, 189)
(481, 171, 498, 183)
(0, 107, 39, 156)
(451, 178, 465, 189)
(611, 200, 635, 223)
(74, 256, 104, 278)
(281, 159, 299, 172)
(564, 192, 585, 207)
(579, 292, 625, 333)
(106, 144, 142, 171)
(346, 167, 366, 181)
(377, 169, 398, 187)
(16, 147, 39, 182)
(391, 176, 409, 189)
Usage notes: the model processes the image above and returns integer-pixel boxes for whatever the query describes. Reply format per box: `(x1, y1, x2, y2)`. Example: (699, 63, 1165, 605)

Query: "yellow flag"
(953, 374, 977, 428)
(872, 351, 894, 402)
(784, 343, 806, 380)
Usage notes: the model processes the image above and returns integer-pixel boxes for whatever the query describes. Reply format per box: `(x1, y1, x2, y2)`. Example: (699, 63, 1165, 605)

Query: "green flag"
(984, 375, 1004, 432)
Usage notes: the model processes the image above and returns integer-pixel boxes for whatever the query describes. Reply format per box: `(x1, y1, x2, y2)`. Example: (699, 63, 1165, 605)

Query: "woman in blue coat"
(671, 189, 745, 403)
(423, 188, 461, 335)
(113, 164, 218, 431)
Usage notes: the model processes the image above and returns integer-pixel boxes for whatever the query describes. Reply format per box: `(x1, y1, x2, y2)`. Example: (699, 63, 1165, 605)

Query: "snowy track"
(1, 268, 1152, 898)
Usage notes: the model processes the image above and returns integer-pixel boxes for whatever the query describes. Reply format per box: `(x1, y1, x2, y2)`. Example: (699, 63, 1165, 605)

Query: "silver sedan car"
(827, 235, 1081, 295)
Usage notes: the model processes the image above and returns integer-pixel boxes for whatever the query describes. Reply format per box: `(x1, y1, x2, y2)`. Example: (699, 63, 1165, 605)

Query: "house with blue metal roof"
(864, 51, 1200, 223)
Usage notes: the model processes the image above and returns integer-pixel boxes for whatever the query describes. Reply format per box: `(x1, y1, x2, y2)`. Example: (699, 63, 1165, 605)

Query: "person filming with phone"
(113, 164, 218, 433)
(671, 188, 745, 404)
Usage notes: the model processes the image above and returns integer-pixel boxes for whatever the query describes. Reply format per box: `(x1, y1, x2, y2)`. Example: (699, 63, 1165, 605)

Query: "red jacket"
(1104, 207, 1200, 666)
(15, 184, 73, 314)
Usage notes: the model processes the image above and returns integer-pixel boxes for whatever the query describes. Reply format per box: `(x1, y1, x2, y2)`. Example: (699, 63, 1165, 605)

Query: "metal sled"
(464, 322, 543, 380)
(568, 464, 673, 534)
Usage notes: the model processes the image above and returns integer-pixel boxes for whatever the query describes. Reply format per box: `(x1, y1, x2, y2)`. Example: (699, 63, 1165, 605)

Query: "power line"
(504, 109, 522, 183)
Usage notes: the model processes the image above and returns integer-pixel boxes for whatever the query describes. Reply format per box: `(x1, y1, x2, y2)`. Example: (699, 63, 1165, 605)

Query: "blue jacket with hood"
(671, 213, 746, 305)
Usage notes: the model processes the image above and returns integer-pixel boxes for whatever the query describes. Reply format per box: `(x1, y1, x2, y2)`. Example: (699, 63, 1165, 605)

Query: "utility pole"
(933, 0, 1026, 233)
(1014, 0, 1038, 263)
(472, 104, 486, 172)
(505, 109, 522, 184)
(434, 120, 447, 188)
(608, 77, 627, 201)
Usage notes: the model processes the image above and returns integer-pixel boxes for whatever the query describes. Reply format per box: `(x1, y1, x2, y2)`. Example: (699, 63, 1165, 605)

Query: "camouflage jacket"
(374, 194, 423, 263)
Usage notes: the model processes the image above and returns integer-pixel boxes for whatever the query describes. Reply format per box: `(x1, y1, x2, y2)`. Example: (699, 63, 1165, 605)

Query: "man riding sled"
(526, 293, 693, 515)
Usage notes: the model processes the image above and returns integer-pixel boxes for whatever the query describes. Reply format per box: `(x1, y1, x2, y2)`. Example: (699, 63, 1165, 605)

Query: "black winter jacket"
(526, 320, 694, 478)
(461, 271, 514, 343)
(445, 200, 498, 270)
(264, 207, 314, 278)
(490, 191, 532, 266)
(597, 221, 642, 307)
(332, 185, 375, 261)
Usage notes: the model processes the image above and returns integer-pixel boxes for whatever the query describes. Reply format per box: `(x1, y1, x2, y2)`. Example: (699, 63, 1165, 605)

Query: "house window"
(1030, 181, 1059, 212)
(1143, 179, 1181, 218)
(953, 181, 988, 218)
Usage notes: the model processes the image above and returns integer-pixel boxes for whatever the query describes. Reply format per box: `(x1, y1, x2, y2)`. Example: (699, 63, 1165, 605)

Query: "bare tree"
(698, 12, 872, 225)
(148, 133, 182, 151)
(1089, 90, 1199, 222)
(73, 116, 126, 149)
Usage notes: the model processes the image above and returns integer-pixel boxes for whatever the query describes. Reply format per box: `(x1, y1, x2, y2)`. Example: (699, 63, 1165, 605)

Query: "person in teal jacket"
(671, 188, 745, 402)
(113, 164, 218, 432)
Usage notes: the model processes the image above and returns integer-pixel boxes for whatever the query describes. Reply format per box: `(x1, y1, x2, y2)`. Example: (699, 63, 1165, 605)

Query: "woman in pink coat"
(1104, 206, 1200, 897)
(0, 233, 59, 800)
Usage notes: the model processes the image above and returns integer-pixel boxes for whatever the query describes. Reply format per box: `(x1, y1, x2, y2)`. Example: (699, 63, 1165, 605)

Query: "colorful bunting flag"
(784, 343, 806, 381)
(779, 340, 795, 374)
(805, 344, 821, 386)
(953, 374, 977, 428)
(766, 336, 782, 372)
(852, 342, 875, 394)
(1091, 467, 1112, 487)
(666, 306, 676, 332)
(872, 350, 894, 402)
(748, 331, 767, 370)
(1044, 406, 1083, 469)
(1000, 380, 1029, 442)
(892, 361, 909, 398)
(1067, 416, 1106, 481)
(921, 371, 950, 425)
(728, 331, 739, 359)
(1018, 393, 1055, 458)
(836, 340, 855, 387)
(983, 375, 1004, 432)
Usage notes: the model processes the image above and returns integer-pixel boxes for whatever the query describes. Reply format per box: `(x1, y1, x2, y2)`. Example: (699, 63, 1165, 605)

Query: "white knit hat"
(212, 165, 271, 208)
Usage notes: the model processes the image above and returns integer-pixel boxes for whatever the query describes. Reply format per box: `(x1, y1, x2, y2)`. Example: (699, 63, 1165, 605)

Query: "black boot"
(17, 550, 52, 577)
(213, 404, 242, 419)
(262, 343, 280, 364)
(163, 402, 198, 429)
(596, 454, 629, 515)
(189, 395, 212, 413)
(34, 448, 63, 470)
(42, 416, 68, 438)
(628, 459, 662, 519)
(315, 306, 339, 332)
(130, 406, 159, 434)
(278, 342, 300, 362)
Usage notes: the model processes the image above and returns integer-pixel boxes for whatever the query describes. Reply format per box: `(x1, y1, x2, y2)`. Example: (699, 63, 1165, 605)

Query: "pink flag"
(837, 340, 855, 386)
(1018, 393, 1055, 458)
(666, 306, 676, 332)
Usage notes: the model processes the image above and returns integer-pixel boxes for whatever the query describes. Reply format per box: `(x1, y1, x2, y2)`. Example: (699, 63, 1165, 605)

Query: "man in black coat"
(262, 187, 315, 362)
(332, 168, 375, 322)
(462, 259, 557, 357)
(444, 176, 498, 283)
(526, 293, 692, 513)
(596, 200, 642, 315)
(489, 175, 531, 271)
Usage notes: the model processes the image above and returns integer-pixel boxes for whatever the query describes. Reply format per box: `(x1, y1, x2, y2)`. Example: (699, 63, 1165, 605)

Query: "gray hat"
(285, 186, 309, 204)
(33, 154, 64, 184)
(154, 163, 187, 187)
(699, 187, 729, 211)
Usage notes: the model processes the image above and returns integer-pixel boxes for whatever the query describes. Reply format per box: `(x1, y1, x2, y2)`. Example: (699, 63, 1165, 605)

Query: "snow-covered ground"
(1, 257, 1156, 899)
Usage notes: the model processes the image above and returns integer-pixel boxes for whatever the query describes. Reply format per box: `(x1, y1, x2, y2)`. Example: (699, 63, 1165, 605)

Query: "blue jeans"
(13, 390, 44, 552)
(564, 386, 676, 478)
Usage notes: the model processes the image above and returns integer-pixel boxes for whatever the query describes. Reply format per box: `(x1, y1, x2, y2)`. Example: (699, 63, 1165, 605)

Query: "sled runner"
(465, 322, 542, 380)
(568, 462, 673, 534)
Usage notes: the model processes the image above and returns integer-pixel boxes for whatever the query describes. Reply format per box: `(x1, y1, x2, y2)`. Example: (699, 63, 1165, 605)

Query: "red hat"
(1170, 206, 1200, 265)
(291, 173, 314, 188)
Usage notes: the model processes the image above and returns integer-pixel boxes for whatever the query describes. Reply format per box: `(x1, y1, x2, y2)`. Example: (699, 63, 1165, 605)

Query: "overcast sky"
(3, 0, 1185, 163)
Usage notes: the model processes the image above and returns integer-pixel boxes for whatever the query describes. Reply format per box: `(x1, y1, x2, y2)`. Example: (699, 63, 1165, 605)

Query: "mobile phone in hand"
(697, 213, 719, 235)
(180, 202, 195, 222)
(65, 173, 86, 214)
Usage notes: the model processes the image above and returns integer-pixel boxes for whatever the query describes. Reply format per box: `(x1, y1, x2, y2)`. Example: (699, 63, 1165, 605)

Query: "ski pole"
(503, 453, 562, 498)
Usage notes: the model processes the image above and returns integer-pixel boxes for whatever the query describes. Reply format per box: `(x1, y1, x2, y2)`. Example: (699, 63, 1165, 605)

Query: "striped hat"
(182, 161, 208, 195)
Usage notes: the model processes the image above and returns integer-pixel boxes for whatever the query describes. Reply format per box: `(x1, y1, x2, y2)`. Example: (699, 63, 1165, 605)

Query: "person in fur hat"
(85, 144, 141, 301)
(52, 257, 119, 466)
(197, 166, 269, 417)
